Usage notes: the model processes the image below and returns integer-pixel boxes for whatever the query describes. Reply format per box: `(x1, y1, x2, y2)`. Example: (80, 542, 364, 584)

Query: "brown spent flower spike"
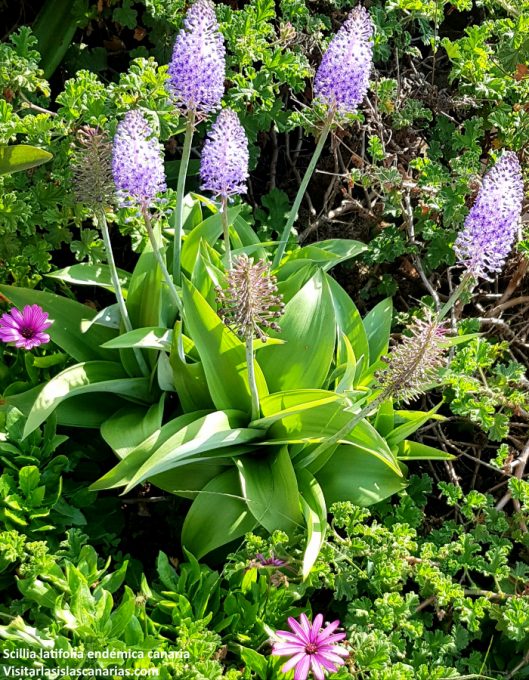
(216, 254, 285, 341)
(72, 126, 114, 208)
(376, 311, 450, 403)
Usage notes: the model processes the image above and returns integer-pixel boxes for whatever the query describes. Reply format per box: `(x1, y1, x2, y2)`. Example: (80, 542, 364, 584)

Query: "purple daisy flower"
(200, 108, 249, 200)
(454, 151, 524, 280)
(0, 305, 52, 350)
(112, 110, 167, 210)
(167, 0, 226, 116)
(272, 613, 348, 680)
(255, 553, 286, 568)
(314, 6, 374, 115)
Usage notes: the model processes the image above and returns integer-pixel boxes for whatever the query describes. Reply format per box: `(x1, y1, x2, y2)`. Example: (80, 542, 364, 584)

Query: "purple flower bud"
(167, 0, 226, 116)
(112, 110, 166, 209)
(200, 108, 249, 199)
(0, 305, 52, 350)
(454, 152, 524, 280)
(314, 6, 374, 115)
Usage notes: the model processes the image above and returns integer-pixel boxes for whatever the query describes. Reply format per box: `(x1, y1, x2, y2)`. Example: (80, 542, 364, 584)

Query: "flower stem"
(97, 209, 150, 377)
(438, 271, 474, 321)
(272, 112, 334, 269)
(221, 195, 232, 269)
(141, 207, 183, 314)
(246, 335, 260, 422)
(173, 112, 196, 286)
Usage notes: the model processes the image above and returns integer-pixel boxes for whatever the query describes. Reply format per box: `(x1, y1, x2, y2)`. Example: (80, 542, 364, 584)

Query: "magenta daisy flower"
(0, 305, 52, 350)
(272, 613, 348, 680)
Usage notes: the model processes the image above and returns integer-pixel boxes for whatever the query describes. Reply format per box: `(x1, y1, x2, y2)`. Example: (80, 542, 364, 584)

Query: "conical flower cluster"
(71, 127, 114, 207)
(454, 152, 524, 280)
(314, 6, 374, 115)
(216, 254, 284, 341)
(167, 0, 226, 116)
(111, 110, 166, 210)
(377, 312, 449, 403)
(200, 108, 249, 200)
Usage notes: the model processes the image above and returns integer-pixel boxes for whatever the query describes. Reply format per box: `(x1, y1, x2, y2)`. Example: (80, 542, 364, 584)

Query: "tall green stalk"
(141, 207, 182, 314)
(246, 335, 260, 422)
(97, 208, 150, 377)
(272, 111, 335, 269)
(221, 195, 232, 269)
(173, 112, 196, 286)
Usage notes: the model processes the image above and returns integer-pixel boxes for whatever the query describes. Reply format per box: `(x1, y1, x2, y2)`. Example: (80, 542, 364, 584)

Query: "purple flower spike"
(454, 152, 524, 280)
(200, 108, 249, 200)
(314, 6, 374, 115)
(167, 0, 226, 116)
(272, 613, 348, 680)
(112, 110, 167, 210)
(0, 305, 52, 350)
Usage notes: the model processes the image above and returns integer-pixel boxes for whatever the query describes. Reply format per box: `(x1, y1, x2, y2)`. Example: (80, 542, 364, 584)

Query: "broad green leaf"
(151, 460, 231, 499)
(254, 393, 349, 432)
(23, 362, 152, 438)
(91, 411, 210, 491)
(181, 206, 242, 275)
(363, 298, 393, 365)
(0, 144, 52, 175)
(316, 444, 408, 506)
(102, 327, 172, 351)
(0, 285, 117, 363)
(386, 404, 444, 448)
(169, 322, 213, 412)
(397, 440, 455, 460)
(182, 279, 268, 413)
(251, 390, 351, 428)
(297, 469, 326, 579)
(259, 389, 343, 418)
(126, 223, 163, 331)
(374, 398, 394, 438)
(326, 275, 370, 370)
(277, 262, 318, 304)
(47, 264, 130, 295)
(81, 304, 121, 332)
(182, 468, 257, 558)
(231, 215, 267, 260)
(237, 447, 303, 533)
(335, 333, 357, 394)
(286, 239, 367, 271)
(123, 410, 261, 492)
(261, 398, 402, 476)
(101, 398, 164, 460)
(258, 270, 336, 392)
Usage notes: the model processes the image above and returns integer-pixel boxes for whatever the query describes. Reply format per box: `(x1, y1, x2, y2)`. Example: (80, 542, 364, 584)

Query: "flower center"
(305, 643, 318, 654)
(20, 326, 36, 339)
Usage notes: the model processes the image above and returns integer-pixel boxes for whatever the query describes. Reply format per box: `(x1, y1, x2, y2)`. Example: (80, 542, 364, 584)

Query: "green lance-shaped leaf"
(23, 362, 152, 438)
(315, 444, 408, 507)
(91, 410, 211, 491)
(285, 239, 368, 271)
(182, 468, 257, 559)
(182, 278, 268, 413)
(122, 411, 262, 493)
(181, 205, 242, 275)
(363, 297, 393, 366)
(0, 145, 52, 175)
(0, 285, 117, 363)
(237, 447, 303, 534)
(101, 398, 165, 460)
(47, 264, 130, 296)
(297, 469, 327, 580)
(397, 440, 455, 461)
(258, 270, 336, 392)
